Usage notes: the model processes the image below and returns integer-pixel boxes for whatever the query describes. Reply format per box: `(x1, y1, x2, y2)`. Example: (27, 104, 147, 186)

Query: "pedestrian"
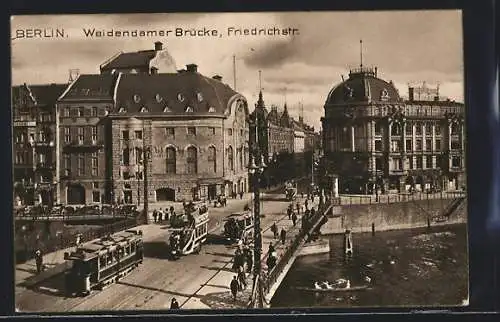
(246, 250, 253, 273)
(296, 203, 300, 215)
(237, 266, 247, 290)
(280, 228, 287, 245)
(287, 207, 292, 220)
(266, 253, 276, 271)
(169, 206, 174, 219)
(269, 243, 275, 254)
(230, 276, 239, 301)
(35, 249, 43, 274)
(292, 212, 297, 226)
(271, 222, 278, 239)
(170, 297, 180, 309)
(305, 199, 309, 210)
(239, 191, 244, 199)
(153, 210, 158, 223)
(158, 208, 163, 222)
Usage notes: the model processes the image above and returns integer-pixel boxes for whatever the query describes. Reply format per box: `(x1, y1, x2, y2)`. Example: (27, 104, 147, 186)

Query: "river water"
(271, 223, 468, 308)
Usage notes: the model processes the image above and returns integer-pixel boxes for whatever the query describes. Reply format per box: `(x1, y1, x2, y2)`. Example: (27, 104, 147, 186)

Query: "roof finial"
(259, 70, 262, 92)
(360, 39, 363, 68)
(284, 87, 287, 105)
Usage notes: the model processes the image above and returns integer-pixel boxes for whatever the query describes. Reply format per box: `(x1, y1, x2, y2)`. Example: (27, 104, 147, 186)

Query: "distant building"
(12, 83, 67, 206)
(321, 66, 466, 194)
(56, 42, 249, 205)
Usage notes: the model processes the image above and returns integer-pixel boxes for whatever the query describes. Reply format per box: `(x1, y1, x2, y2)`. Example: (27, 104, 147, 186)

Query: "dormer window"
(155, 94, 163, 103)
(185, 106, 193, 113)
(119, 107, 126, 113)
(163, 105, 171, 112)
(197, 92, 204, 102)
(140, 106, 148, 113)
(177, 93, 185, 102)
(133, 94, 141, 103)
(208, 107, 216, 113)
(381, 89, 390, 101)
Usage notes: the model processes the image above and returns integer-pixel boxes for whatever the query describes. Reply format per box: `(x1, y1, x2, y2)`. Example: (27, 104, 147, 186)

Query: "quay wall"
(322, 198, 467, 234)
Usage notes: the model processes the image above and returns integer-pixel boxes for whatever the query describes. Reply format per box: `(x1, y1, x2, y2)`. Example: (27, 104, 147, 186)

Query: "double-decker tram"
(285, 181, 298, 201)
(167, 201, 209, 259)
(63, 229, 144, 297)
(222, 211, 254, 243)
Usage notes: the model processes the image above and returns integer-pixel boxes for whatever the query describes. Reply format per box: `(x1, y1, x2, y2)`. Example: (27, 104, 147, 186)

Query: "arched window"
(228, 146, 234, 171)
(208, 146, 216, 173)
(186, 146, 197, 174)
(166, 147, 176, 174)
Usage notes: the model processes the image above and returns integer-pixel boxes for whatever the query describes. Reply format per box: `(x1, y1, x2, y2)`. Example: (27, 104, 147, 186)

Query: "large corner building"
(56, 41, 249, 205)
(321, 66, 466, 194)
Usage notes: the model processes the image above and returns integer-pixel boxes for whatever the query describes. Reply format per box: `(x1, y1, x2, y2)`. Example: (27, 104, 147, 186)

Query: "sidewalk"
(185, 196, 320, 309)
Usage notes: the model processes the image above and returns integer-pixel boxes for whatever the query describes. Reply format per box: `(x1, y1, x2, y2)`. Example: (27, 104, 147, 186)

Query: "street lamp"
(248, 116, 267, 308)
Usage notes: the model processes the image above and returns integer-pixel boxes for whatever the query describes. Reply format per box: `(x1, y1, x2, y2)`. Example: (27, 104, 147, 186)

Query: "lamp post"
(142, 147, 151, 225)
(248, 115, 267, 308)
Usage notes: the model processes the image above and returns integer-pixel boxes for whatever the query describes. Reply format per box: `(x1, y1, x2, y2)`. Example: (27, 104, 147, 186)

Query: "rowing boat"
(294, 285, 371, 292)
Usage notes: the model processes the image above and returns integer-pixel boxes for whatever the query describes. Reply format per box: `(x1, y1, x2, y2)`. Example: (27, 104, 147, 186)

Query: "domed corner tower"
(321, 66, 407, 195)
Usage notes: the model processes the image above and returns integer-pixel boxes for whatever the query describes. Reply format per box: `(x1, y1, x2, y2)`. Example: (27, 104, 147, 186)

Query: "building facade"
(12, 83, 67, 206)
(321, 66, 466, 194)
(56, 42, 249, 205)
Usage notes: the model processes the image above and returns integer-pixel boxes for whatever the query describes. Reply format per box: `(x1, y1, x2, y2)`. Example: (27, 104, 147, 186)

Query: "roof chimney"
(212, 75, 222, 81)
(186, 64, 198, 73)
(154, 41, 163, 51)
(408, 87, 414, 102)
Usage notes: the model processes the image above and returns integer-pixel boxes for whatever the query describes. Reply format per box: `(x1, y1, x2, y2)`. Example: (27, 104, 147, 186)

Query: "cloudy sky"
(11, 11, 463, 130)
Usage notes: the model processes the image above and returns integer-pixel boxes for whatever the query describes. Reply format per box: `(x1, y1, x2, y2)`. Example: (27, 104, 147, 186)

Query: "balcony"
(32, 140, 55, 148)
(35, 162, 56, 170)
(63, 139, 104, 150)
(389, 169, 407, 175)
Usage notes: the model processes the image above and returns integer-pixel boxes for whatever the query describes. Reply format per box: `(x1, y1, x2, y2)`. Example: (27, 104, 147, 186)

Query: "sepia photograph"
(11, 10, 468, 312)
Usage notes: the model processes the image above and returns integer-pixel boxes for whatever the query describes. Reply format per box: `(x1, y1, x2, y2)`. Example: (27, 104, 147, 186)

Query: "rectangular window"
(64, 154, 71, 175)
(92, 182, 99, 189)
(135, 130, 143, 140)
(375, 157, 383, 171)
(91, 126, 97, 142)
(435, 125, 441, 135)
(187, 127, 196, 136)
(416, 139, 422, 151)
(425, 139, 432, 151)
(374, 140, 382, 151)
(435, 139, 441, 151)
(166, 127, 175, 137)
(451, 140, 461, 150)
(452, 156, 461, 167)
(405, 123, 413, 135)
(64, 107, 70, 117)
(64, 127, 71, 143)
(415, 124, 422, 135)
(416, 156, 423, 169)
(91, 107, 98, 117)
(15, 152, 23, 164)
(122, 130, 129, 141)
(426, 156, 433, 169)
(77, 153, 85, 176)
(228, 128, 233, 136)
(209, 127, 215, 135)
(240, 129, 244, 137)
(77, 127, 84, 144)
(122, 149, 130, 166)
(425, 123, 432, 135)
(135, 147, 143, 164)
(406, 139, 412, 151)
(408, 157, 413, 169)
(78, 107, 85, 117)
(374, 122, 381, 135)
(391, 158, 402, 170)
(92, 191, 100, 203)
(91, 152, 98, 176)
(390, 140, 401, 152)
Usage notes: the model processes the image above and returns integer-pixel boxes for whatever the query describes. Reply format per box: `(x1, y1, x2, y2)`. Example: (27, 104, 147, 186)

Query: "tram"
(223, 211, 254, 243)
(63, 229, 144, 297)
(167, 201, 209, 259)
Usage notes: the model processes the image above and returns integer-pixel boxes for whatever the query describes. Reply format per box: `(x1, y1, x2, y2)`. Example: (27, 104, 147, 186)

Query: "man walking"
(271, 222, 278, 239)
(230, 276, 239, 301)
(280, 228, 287, 245)
(292, 212, 298, 227)
(35, 249, 43, 274)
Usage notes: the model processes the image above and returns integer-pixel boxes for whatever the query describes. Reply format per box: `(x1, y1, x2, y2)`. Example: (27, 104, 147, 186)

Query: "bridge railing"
(340, 190, 466, 206)
(15, 217, 138, 264)
(263, 198, 333, 294)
